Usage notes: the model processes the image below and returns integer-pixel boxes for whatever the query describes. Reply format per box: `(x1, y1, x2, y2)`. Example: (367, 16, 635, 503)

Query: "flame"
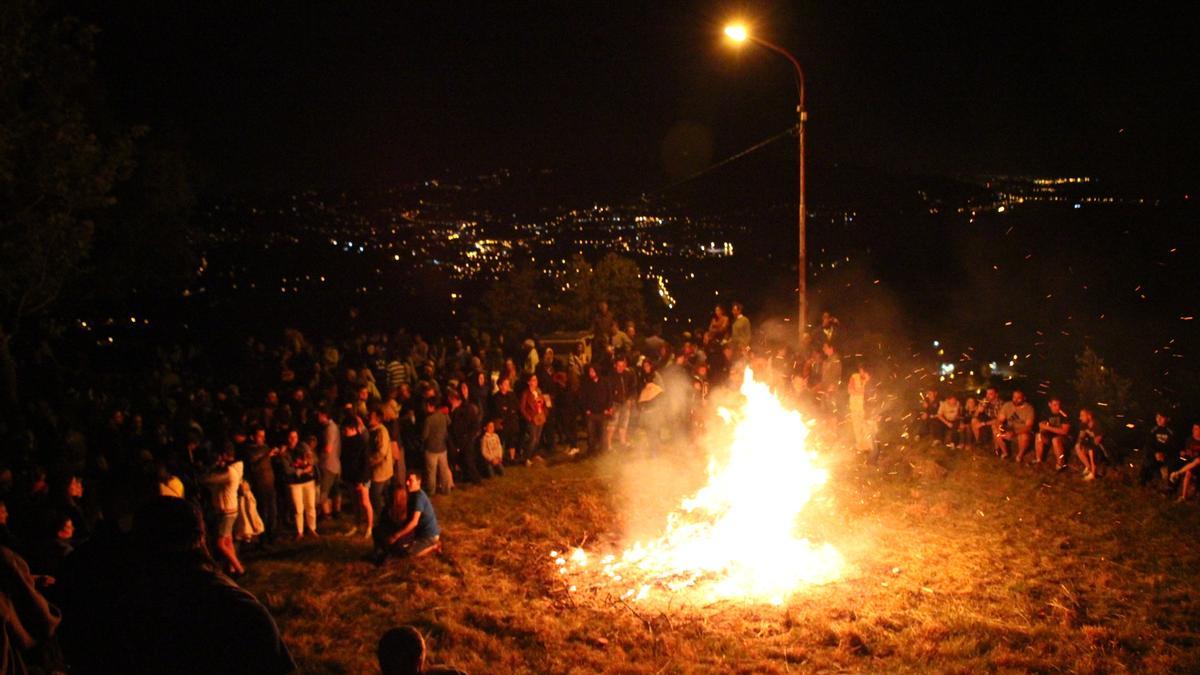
(555, 368, 842, 605)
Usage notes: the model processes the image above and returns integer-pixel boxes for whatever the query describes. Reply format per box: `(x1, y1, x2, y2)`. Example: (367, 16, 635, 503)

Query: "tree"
(546, 252, 646, 330)
(1072, 347, 1133, 428)
(478, 264, 543, 340)
(591, 253, 645, 326)
(546, 253, 593, 329)
(0, 0, 138, 408)
(82, 138, 197, 305)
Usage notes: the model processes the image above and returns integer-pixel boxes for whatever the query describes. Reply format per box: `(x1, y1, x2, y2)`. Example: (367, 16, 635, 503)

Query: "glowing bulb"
(724, 24, 748, 42)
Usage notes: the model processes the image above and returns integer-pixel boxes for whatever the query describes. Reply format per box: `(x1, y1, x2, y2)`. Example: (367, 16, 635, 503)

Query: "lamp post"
(724, 23, 808, 344)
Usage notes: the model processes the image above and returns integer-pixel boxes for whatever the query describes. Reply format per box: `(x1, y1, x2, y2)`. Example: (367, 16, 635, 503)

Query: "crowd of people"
(0, 297, 766, 672)
(911, 383, 1200, 498)
(2, 295, 1195, 671)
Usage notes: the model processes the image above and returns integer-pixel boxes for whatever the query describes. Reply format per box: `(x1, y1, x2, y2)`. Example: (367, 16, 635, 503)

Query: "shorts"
(319, 470, 341, 501)
(214, 512, 237, 538)
(370, 480, 389, 510)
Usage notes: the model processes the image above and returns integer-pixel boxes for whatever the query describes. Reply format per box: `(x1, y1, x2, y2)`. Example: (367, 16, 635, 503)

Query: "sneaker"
(363, 527, 373, 540)
(344, 526, 359, 537)
(1083, 471, 1096, 481)
(1055, 464, 1067, 472)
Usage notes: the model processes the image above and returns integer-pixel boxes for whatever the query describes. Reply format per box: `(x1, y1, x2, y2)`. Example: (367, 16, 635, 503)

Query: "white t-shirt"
(210, 460, 243, 514)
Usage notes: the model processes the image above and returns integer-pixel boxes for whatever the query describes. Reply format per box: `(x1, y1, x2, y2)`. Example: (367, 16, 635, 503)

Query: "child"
(480, 420, 505, 478)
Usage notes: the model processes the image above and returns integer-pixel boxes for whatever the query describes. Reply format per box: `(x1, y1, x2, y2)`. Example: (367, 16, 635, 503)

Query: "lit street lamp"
(724, 22, 808, 344)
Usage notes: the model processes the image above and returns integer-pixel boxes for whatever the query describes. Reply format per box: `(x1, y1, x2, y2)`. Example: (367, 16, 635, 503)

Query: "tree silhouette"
(0, 0, 139, 407)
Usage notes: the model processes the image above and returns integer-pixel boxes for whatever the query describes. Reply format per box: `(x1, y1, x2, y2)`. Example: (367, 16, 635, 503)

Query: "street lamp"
(724, 22, 808, 344)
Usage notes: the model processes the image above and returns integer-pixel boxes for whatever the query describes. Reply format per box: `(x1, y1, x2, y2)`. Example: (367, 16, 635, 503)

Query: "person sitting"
(479, 420, 504, 478)
(1168, 423, 1200, 501)
(995, 390, 1035, 462)
(1075, 408, 1106, 482)
(935, 393, 963, 448)
(1035, 397, 1072, 469)
(970, 387, 1001, 449)
(373, 472, 441, 565)
(916, 389, 940, 442)
(1139, 411, 1177, 487)
(378, 626, 465, 675)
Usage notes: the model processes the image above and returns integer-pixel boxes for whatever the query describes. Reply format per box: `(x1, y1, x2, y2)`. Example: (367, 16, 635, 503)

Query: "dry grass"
(243, 439, 1200, 673)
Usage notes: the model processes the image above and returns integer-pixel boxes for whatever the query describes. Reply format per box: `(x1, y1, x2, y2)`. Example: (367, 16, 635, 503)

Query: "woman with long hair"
(340, 413, 374, 539)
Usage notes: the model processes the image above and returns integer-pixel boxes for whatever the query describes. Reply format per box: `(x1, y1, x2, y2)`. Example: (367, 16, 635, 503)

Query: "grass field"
(243, 436, 1200, 674)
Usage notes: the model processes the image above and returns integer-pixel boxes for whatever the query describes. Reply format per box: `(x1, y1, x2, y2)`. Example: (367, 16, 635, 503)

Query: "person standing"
(421, 400, 454, 495)
(316, 407, 342, 520)
(340, 414, 374, 539)
(448, 390, 482, 484)
(201, 445, 246, 576)
(730, 302, 752, 354)
(580, 366, 613, 456)
(490, 377, 521, 463)
(520, 375, 548, 463)
(367, 409, 395, 518)
(818, 342, 843, 416)
(283, 437, 318, 539)
(609, 357, 637, 450)
(847, 363, 872, 453)
(242, 428, 279, 546)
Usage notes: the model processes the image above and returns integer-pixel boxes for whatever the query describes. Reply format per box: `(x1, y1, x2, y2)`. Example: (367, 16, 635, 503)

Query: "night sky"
(90, 2, 1198, 193)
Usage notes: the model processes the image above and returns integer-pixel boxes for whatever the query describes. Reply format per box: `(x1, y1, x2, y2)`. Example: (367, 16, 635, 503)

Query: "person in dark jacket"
(448, 390, 482, 484)
(242, 427, 280, 544)
(580, 365, 613, 456)
(56, 497, 295, 675)
(490, 377, 521, 463)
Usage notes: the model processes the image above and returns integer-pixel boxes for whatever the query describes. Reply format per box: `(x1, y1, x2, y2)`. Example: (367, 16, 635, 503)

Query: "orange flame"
(555, 368, 842, 605)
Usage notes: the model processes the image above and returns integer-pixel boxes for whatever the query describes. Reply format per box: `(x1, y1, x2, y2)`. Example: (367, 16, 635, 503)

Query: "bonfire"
(554, 368, 843, 606)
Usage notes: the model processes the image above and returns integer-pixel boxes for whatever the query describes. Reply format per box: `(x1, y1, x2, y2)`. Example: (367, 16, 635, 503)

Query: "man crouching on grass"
(373, 471, 441, 565)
